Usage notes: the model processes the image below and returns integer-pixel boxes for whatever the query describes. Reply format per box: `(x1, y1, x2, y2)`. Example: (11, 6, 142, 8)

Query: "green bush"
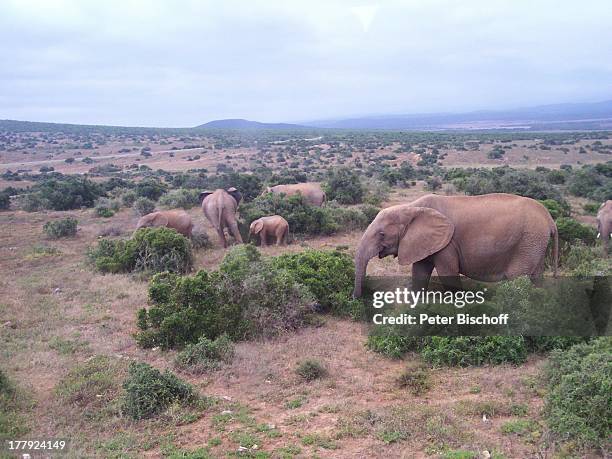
(561, 243, 598, 270)
(366, 333, 422, 359)
(556, 217, 597, 245)
(17, 192, 49, 212)
(324, 168, 365, 204)
(118, 189, 137, 207)
(420, 337, 528, 367)
(241, 193, 374, 236)
(175, 335, 235, 374)
(88, 227, 193, 275)
(240, 193, 338, 235)
(159, 189, 200, 209)
(95, 197, 119, 217)
(136, 245, 313, 349)
(296, 360, 328, 381)
(539, 199, 570, 220)
(544, 338, 611, 448)
(43, 218, 78, 238)
(270, 250, 363, 317)
(525, 337, 590, 353)
(122, 362, 196, 420)
(582, 202, 600, 215)
(360, 204, 381, 223)
(133, 197, 156, 216)
(135, 179, 167, 201)
(22, 176, 104, 211)
(367, 333, 532, 366)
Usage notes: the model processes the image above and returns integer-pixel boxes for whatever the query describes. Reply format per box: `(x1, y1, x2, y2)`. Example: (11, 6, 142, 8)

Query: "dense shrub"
(118, 189, 137, 207)
(525, 337, 590, 353)
(240, 193, 373, 236)
(452, 167, 566, 203)
(135, 179, 167, 201)
(561, 243, 598, 270)
(23, 176, 104, 211)
(158, 189, 200, 209)
(366, 332, 421, 359)
(544, 338, 611, 448)
(88, 227, 193, 275)
(133, 197, 156, 216)
(175, 335, 235, 374)
(94, 197, 119, 217)
(17, 192, 49, 212)
(367, 333, 528, 366)
(538, 199, 570, 220)
(556, 217, 597, 245)
(420, 337, 528, 367)
(136, 245, 313, 349)
(240, 193, 338, 235)
(324, 168, 365, 204)
(43, 218, 78, 238)
(122, 362, 196, 420)
(296, 360, 328, 381)
(270, 250, 363, 317)
(0, 191, 9, 210)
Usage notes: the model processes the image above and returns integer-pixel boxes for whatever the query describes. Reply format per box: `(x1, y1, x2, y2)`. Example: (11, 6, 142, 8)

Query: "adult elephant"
(265, 183, 326, 207)
(200, 187, 243, 248)
(597, 200, 612, 258)
(353, 193, 558, 297)
(136, 210, 193, 237)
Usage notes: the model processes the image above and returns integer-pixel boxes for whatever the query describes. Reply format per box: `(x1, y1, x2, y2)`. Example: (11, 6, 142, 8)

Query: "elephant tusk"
(597, 232, 600, 238)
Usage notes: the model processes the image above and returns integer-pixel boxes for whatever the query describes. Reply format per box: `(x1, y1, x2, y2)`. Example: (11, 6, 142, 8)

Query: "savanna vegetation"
(1, 126, 610, 457)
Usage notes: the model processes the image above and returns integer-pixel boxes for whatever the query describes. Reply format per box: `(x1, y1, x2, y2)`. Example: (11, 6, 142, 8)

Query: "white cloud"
(0, 0, 611, 125)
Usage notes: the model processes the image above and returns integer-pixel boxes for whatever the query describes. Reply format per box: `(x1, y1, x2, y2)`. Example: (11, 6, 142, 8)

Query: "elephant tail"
(216, 206, 224, 230)
(551, 223, 559, 278)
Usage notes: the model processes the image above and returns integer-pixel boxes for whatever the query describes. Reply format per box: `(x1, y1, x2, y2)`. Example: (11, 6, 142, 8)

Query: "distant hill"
(304, 100, 612, 130)
(195, 119, 305, 130)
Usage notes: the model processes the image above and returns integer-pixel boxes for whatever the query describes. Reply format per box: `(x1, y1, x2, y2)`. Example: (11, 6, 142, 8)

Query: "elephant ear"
(397, 207, 454, 266)
(251, 220, 264, 234)
(151, 213, 169, 227)
(227, 187, 242, 205)
(199, 190, 214, 201)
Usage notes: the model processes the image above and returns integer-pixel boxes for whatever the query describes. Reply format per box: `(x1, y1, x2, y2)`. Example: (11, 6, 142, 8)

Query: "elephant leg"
(216, 227, 227, 248)
(260, 230, 268, 247)
(411, 259, 434, 291)
(228, 220, 243, 244)
(275, 228, 284, 245)
(432, 246, 462, 291)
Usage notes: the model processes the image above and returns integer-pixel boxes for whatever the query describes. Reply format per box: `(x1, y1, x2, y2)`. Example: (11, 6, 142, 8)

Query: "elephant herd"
(136, 186, 611, 295)
(135, 183, 325, 248)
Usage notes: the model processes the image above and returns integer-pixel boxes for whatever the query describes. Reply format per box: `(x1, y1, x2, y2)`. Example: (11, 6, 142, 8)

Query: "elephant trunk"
(353, 231, 380, 298)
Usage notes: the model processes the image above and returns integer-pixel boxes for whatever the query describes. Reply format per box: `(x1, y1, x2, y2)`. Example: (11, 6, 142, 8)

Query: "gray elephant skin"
(136, 210, 194, 237)
(597, 200, 612, 258)
(353, 193, 559, 297)
(265, 183, 326, 207)
(249, 215, 289, 246)
(201, 187, 243, 248)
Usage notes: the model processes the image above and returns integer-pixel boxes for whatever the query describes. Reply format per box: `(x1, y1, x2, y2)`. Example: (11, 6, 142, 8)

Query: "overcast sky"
(1, 0, 611, 127)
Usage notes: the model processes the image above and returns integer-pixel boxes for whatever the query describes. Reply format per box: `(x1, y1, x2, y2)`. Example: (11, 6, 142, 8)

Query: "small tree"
(324, 168, 365, 204)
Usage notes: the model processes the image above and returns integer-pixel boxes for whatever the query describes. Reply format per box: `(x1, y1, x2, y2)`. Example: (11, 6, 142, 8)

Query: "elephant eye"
(378, 231, 385, 237)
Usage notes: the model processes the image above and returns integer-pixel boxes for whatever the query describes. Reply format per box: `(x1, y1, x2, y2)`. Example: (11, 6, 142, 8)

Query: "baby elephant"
(249, 216, 289, 246)
(136, 210, 194, 237)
